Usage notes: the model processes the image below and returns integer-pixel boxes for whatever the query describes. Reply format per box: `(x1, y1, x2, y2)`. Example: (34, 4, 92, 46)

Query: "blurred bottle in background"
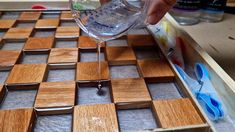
(200, 0, 228, 22)
(169, 0, 201, 25)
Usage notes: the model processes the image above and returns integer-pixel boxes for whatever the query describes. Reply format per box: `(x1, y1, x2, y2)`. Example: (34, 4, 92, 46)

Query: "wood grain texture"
(128, 35, 155, 47)
(60, 11, 73, 20)
(48, 48, 78, 64)
(106, 46, 136, 65)
(0, 50, 21, 69)
(18, 12, 41, 21)
(55, 26, 80, 38)
(6, 64, 47, 84)
(76, 61, 110, 81)
(138, 59, 175, 82)
(0, 108, 35, 132)
(24, 37, 54, 51)
(35, 19, 59, 29)
(73, 104, 119, 132)
(34, 81, 75, 109)
(3, 27, 33, 40)
(78, 36, 105, 50)
(153, 98, 204, 128)
(0, 20, 16, 29)
(111, 78, 151, 104)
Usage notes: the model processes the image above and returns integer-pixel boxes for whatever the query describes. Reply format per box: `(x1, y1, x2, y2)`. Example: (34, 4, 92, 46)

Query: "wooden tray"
(0, 10, 234, 132)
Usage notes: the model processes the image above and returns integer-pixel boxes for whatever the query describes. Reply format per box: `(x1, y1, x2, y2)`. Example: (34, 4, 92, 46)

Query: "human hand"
(147, 0, 176, 24)
(99, 0, 176, 25)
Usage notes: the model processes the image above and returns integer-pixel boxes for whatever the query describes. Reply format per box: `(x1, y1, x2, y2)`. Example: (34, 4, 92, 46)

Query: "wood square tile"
(6, 64, 47, 85)
(76, 61, 110, 81)
(153, 98, 204, 128)
(3, 27, 33, 40)
(35, 81, 75, 109)
(0, 20, 16, 29)
(78, 36, 105, 50)
(24, 37, 54, 51)
(111, 78, 151, 104)
(0, 108, 35, 132)
(60, 11, 73, 20)
(0, 85, 5, 102)
(73, 104, 119, 132)
(48, 48, 78, 64)
(106, 47, 136, 65)
(35, 19, 59, 29)
(18, 12, 41, 21)
(0, 50, 21, 70)
(55, 26, 80, 38)
(138, 60, 174, 82)
(128, 35, 155, 47)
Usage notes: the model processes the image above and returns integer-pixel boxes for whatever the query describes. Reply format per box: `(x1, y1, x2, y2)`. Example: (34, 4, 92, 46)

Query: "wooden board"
(48, 48, 78, 64)
(0, 50, 21, 70)
(60, 11, 73, 20)
(35, 19, 59, 29)
(73, 103, 119, 132)
(78, 36, 105, 50)
(106, 46, 136, 65)
(138, 59, 175, 82)
(6, 64, 47, 85)
(0, 108, 35, 132)
(34, 81, 75, 111)
(111, 78, 151, 104)
(3, 27, 33, 40)
(0, 20, 16, 29)
(152, 98, 204, 128)
(55, 26, 80, 38)
(76, 61, 110, 82)
(18, 12, 41, 21)
(127, 35, 155, 47)
(24, 37, 54, 51)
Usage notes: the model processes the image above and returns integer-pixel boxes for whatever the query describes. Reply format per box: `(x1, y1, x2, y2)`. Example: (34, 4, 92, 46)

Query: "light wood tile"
(111, 78, 151, 104)
(106, 47, 136, 65)
(0, 20, 16, 29)
(60, 11, 73, 20)
(18, 12, 41, 21)
(48, 48, 78, 64)
(76, 61, 110, 81)
(24, 37, 54, 51)
(0, 108, 35, 132)
(3, 27, 33, 40)
(55, 26, 80, 38)
(6, 64, 47, 85)
(35, 81, 75, 109)
(128, 35, 155, 47)
(138, 59, 174, 82)
(0, 50, 21, 69)
(78, 36, 105, 50)
(35, 19, 59, 29)
(73, 104, 119, 132)
(153, 98, 204, 128)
